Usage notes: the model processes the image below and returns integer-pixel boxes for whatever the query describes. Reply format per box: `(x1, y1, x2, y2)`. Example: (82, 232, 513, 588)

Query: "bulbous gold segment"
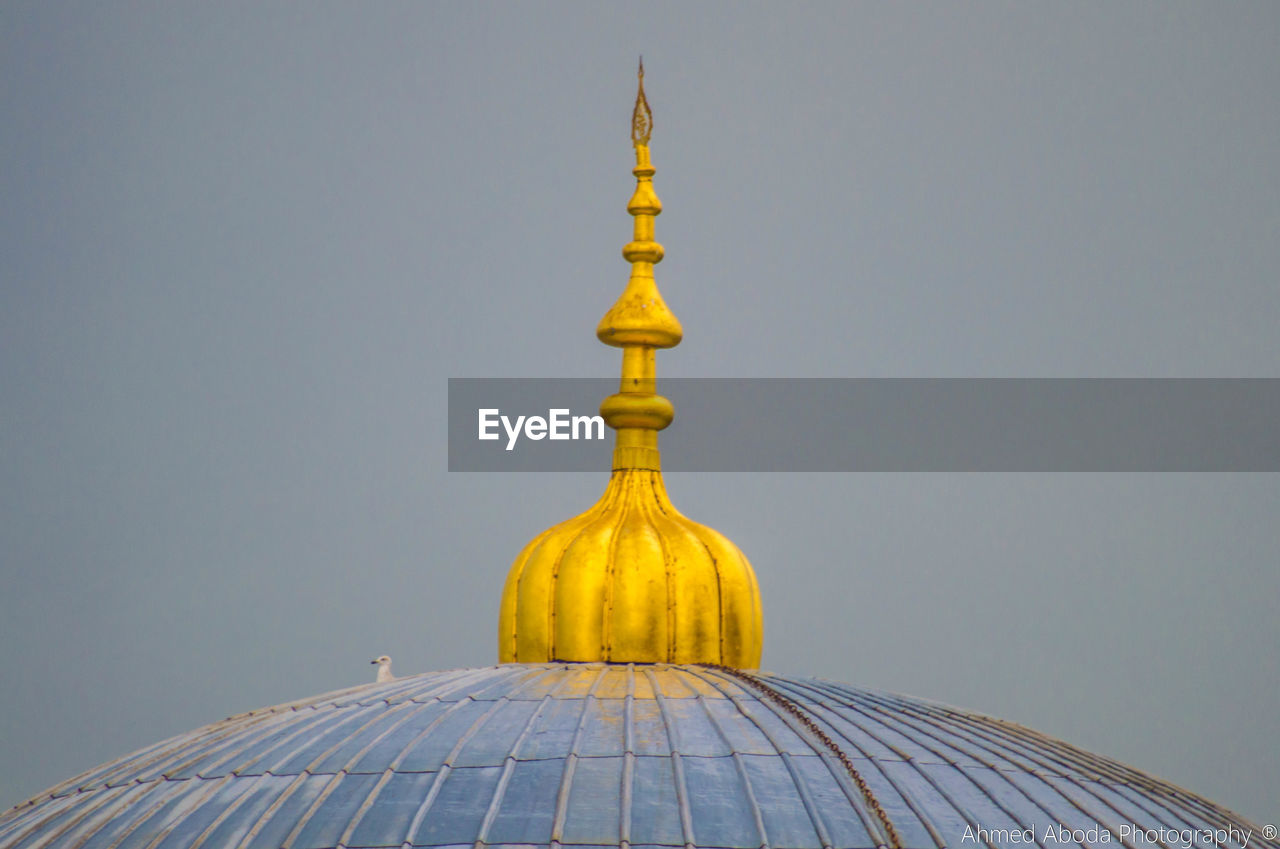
(498, 469, 763, 667)
(596, 147, 682, 351)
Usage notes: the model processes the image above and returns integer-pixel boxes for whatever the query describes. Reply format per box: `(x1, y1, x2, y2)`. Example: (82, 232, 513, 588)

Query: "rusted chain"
(705, 665, 904, 849)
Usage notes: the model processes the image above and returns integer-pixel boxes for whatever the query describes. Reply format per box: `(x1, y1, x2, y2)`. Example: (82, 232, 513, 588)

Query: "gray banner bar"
(448, 378, 1280, 471)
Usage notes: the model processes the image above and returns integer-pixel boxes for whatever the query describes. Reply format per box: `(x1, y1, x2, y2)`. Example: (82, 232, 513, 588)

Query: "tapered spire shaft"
(597, 60, 683, 471)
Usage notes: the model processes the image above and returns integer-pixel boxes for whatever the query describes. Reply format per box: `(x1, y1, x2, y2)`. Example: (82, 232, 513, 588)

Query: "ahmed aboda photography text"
(960, 822, 1272, 848)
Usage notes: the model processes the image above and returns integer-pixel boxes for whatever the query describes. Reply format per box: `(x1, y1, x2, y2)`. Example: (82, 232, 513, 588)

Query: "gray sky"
(2, 1, 1277, 825)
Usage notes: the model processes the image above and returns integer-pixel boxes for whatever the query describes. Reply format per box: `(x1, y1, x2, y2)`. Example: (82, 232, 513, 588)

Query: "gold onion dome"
(498, 62, 764, 667)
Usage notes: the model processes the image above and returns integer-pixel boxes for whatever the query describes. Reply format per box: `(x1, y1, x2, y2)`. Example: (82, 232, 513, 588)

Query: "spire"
(498, 65, 763, 667)
(596, 59, 683, 472)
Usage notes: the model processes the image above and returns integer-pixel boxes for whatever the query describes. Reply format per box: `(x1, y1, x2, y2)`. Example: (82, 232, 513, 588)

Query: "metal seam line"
(851, 685, 1208, 849)
(694, 689, 771, 847)
(644, 667, 698, 849)
(549, 669, 608, 847)
(808, 680, 1148, 849)
(783, 676, 1069, 849)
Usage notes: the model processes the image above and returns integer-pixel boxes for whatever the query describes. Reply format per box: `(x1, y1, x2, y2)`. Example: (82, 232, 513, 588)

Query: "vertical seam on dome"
(400, 763, 451, 847)
(384, 695, 499, 774)
(643, 666, 697, 849)
(326, 697, 468, 846)
(708, 538, 727, 665)
(136, 775, 239, 849)
(599, 472, 632, 661)
(185, 773, 271, 849)
(480, 663, 558, 703)
(207, 706, 335, 778)
(843, 687, 1132, 832)
(445, 697, 510, 768)
(673, 518, 726, 666)
(802, 679, 1126, 849)
(227, 772, 309, 849)
(506, 528, 553, 662)
(541, 535, 559, 662)
(471, 692, 558, 848)
(152, 713, 285, 784)
(249, 701, 403, 779)
(474, 755, 518, 846)
(6, 782, 147, 849)
(97, 778, 211, 849)
(230, 773, 314, 845)
(648, 469, 736, 665)
(746, 544, 763, 661)
(326, 699, 422, 774)
(399, 695, 525, 848)
(643, 472, 678, 662)
(619, 663, 636, 848)
(337, 768, 395, 849)
(803, 678, 1170, 849)
(695, 691, 771, 848)
(295, 702, 412, 776)
(548, 669, 608, 847)
(1106, 787, 1246, 849)
(879, 684, 1241, 849)
(89, 714, 271, 793)
(505, 542, 536, 662)
(280, 770, 345, 849)
(897, 697, 1228, 848)
(972, 713, 1240, 837)
(537, 482, 619, 662)
(542, 517, 590, 662)
(6, 786, 117, 849)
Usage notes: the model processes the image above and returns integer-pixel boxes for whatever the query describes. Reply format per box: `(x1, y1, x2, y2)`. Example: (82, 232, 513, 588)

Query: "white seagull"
(370, 655, 395, 683)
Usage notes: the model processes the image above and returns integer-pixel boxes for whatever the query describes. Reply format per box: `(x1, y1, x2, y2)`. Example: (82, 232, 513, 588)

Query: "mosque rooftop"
(0, 63, 1271, 849)
(2, 664, 1263, 849)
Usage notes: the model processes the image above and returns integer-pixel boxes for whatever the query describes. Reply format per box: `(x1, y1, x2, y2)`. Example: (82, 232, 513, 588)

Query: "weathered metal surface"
(1, 664, 1269, 849)
(498, 65, 763, 668)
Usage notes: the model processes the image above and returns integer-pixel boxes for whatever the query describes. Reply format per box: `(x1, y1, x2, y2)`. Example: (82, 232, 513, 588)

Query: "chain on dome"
(706, 664, 905, 849)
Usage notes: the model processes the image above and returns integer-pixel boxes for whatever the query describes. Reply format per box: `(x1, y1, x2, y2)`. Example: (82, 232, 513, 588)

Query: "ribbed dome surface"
(499, 471, 763, 667)
(1, 664, 1267, 849)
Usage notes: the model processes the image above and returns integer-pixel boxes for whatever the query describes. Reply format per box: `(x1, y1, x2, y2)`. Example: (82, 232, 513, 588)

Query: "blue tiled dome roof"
(0, 664, 1267, 849)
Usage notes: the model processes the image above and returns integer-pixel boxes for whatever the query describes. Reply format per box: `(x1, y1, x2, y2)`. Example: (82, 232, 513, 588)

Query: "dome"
(500, 468, 763, 667)
(3, 64, 1270, 849)
(0, 664, 1264, 849)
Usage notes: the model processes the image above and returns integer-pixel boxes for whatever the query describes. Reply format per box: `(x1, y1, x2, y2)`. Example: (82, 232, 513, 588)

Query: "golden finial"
(632, 57, 652, 147)
(498, 66, 762, 668)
